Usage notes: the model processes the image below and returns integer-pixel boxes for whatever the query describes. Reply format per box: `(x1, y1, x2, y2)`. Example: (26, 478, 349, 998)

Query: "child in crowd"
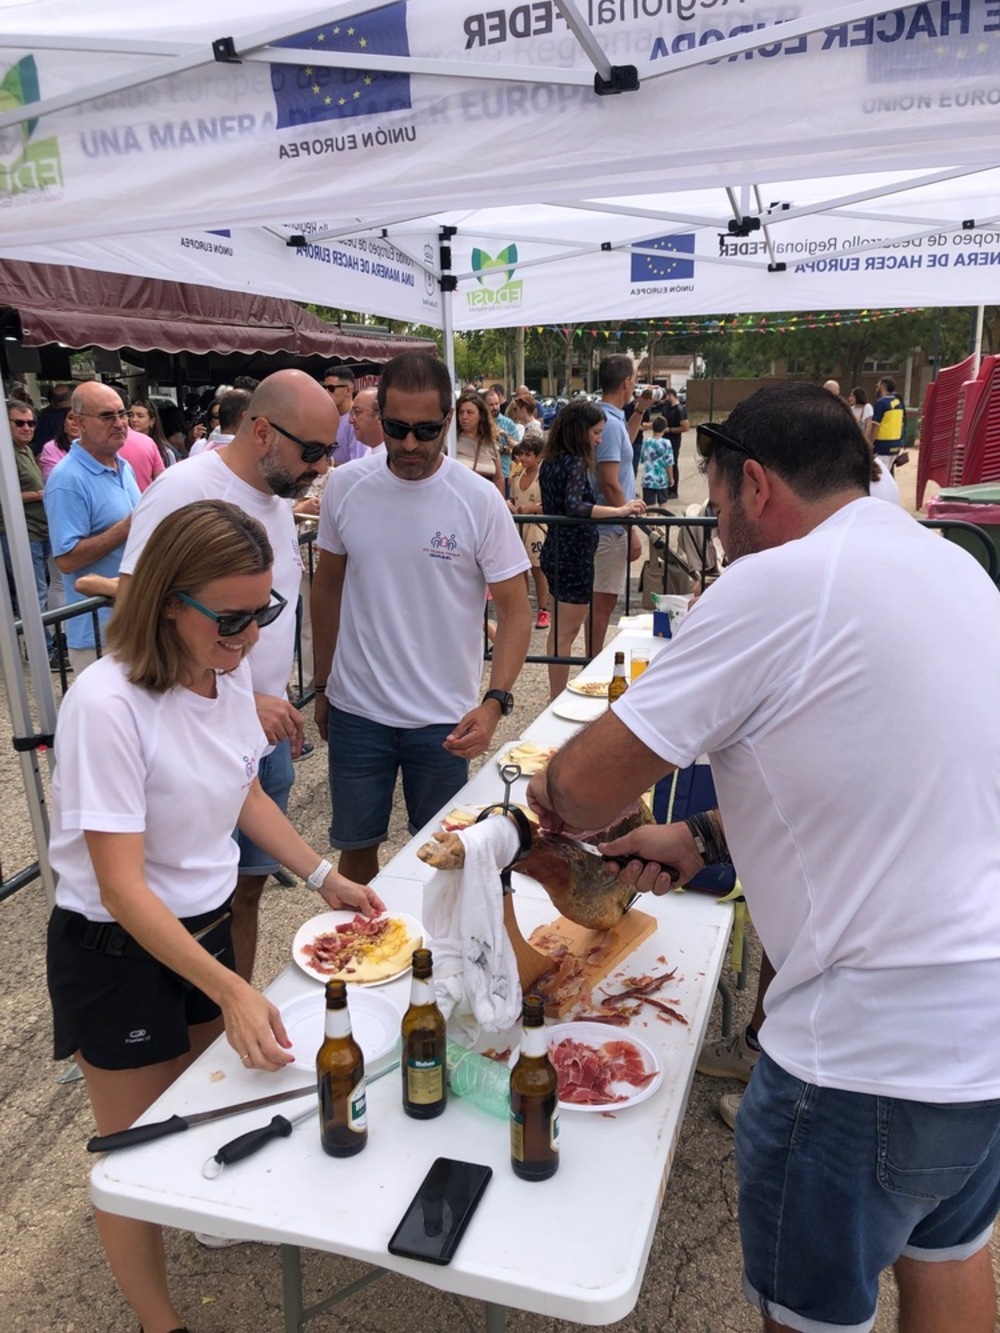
(640, 414, 675, 506)
(510, 436, 550, 629)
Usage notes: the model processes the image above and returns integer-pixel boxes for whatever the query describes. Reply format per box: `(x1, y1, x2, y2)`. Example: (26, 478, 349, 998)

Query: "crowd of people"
(4, 353, 996, 1333)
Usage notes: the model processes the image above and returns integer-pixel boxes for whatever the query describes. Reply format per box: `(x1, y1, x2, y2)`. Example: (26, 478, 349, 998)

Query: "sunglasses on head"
(252, 416, 335, 465)
(381, 417, 448, 443)
(696, 422, 763, 467)
(174, 587, 287, 637)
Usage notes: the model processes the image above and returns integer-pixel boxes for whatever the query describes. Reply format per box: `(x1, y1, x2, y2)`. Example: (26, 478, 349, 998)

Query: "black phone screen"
(387, 1157, 493, 1265)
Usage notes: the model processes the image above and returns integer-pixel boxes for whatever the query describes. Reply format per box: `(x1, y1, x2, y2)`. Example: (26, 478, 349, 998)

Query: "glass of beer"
(630, 650, 650, 681)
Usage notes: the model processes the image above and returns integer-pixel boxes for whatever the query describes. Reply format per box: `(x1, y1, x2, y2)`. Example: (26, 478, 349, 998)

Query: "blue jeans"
(326, 705, 468, 849)
(233, 740, 295, 876)
(1, 534, 53, 648)
(736, 1051, 1000, 1332)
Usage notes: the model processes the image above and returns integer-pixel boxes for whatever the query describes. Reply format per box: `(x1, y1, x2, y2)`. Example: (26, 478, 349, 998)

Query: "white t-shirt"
(870, 457, 901, 505)
(50, 656, 267, 921)
(615, 498, 1000, 1101)
(121, 451, 303, 700)
(317, 451, 529, 728)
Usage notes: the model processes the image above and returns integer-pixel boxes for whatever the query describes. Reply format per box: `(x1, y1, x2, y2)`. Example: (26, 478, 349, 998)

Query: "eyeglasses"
(324, 382, 351, 394)
(80, 409, 128, 424)
(10, 418, 35, 428)
(174, 587, 287, 637)
(696, 422, 763, 467)
(252, 416, 335, 465)
(381, 417, 448, 443)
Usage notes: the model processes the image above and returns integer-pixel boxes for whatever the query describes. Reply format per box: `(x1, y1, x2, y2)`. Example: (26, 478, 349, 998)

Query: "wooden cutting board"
(524, 908, 658, 1017)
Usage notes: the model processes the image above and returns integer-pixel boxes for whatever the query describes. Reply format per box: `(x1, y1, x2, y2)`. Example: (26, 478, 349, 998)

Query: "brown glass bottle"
(401, 948, 447, 1119)
(509, 994, 559, 1181)
(608, 650, 628, 704)
(317, 979, 368, 1157)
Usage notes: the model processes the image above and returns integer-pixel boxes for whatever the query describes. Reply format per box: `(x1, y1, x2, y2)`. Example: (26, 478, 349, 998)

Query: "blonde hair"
(106, 500, 273, 692)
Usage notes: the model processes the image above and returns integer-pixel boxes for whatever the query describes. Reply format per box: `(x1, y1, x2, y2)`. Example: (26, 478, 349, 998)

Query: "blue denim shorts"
(326, 705, 468, 849)
(735, 1051, 1000, 1333)
(234, 739, 295, 875)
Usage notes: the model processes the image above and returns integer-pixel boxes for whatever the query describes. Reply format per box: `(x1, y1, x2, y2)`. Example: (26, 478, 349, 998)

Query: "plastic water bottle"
(446, 1041, 510, 1119)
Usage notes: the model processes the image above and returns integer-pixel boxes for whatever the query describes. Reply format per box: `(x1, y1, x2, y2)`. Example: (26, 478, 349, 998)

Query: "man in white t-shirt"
(118, 370, 337, 979)
(526, 383, 1000, 1333)
(312, 352, 532, 884)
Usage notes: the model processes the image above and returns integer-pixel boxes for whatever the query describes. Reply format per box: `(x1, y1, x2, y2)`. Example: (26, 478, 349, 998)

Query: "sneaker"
(535, 610, 551, 629)
(696, 1028, 759, 1083)
(194, 1232, 242, 1248)
(718, 1091, 742, 1131)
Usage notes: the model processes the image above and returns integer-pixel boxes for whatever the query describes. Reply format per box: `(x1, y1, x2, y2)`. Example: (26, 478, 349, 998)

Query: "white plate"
(494, 740, 558, 776)
(279, 989, 400, 1072)
(551, 692, 607, 723)
(517, 1022, 663, 1112)
(439, 803, 539, 832)
(566, 677, 611, 698)
(292, 911, 425, 986)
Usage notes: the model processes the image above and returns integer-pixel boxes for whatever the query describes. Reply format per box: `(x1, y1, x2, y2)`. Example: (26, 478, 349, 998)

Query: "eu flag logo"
(629, 234, 696, 282)
(270, 2, 411, 129)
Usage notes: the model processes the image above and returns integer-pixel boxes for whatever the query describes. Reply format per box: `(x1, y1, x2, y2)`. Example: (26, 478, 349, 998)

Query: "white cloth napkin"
(424, 816, 522, 1042)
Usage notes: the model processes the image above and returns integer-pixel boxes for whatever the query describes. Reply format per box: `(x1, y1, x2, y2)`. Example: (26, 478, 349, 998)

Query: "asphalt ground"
(1, 443, 996, 1331)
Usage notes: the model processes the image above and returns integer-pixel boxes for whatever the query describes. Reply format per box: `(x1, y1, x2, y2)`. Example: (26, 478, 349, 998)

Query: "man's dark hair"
(377, 352, 452, 416)
(663, 388, 678, 401)
(232, 375, 259, 392)
(218, 388, 252, 433)
(880, 376, 896, 393)
(598, 355, 635, 395)
(324, 364, 356, 387)
(713, 382, 870, 501)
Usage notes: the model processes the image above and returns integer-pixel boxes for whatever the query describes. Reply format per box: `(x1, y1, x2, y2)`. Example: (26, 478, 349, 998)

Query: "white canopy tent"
(1, 0, 999, 892)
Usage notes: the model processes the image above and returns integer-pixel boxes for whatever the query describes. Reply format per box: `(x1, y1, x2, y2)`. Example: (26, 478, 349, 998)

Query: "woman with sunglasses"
(47, 499, 382, 1333)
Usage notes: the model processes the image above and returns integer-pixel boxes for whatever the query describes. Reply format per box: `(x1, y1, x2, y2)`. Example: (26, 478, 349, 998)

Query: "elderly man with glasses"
(116, 369, 337, 982)
(528, 382, 1000, 1333)
(311, 351, 532, 885)
(43, 382, 141, 675)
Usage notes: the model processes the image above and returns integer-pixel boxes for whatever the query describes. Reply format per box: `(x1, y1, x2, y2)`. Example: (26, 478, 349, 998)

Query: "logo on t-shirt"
(425, 530, 460, 561)
(243, 752, 259, 785)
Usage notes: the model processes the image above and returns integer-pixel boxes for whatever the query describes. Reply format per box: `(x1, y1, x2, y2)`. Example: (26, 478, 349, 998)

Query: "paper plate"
(566, 677, 611, 698)
(512, 1022, 663, 1112)
(279, 989, 400, 1072)
(551, 692, 607, 723)
(292, 911, 424, 986)
(439, 803, 539, 832)
(494, 740, 558, 776)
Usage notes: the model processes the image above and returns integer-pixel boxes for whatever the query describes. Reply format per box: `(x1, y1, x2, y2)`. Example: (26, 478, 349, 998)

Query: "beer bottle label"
(405, 1057, 444, 1105)
(550, 1110, 560, 1153)
(348, 1079, 367, 1133)
(510, 1108, 524, 1162)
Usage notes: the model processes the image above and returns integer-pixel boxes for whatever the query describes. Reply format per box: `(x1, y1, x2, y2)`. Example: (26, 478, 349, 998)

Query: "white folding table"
(90, 631, 735, 1330)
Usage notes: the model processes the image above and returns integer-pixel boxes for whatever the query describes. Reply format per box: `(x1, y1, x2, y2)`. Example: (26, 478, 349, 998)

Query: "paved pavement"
(0, 441, 995, 1331)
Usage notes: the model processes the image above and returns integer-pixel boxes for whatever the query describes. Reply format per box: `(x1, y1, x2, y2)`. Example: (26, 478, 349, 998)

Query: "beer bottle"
(509, 994, 559, 1181)
(317, 979, 368, 1157)
(401, 948, 447, 1119)
(608, 650, 628, 704)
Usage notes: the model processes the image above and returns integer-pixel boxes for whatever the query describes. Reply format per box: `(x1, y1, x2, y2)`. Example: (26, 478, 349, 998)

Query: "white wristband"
(306, 857, 334, 891)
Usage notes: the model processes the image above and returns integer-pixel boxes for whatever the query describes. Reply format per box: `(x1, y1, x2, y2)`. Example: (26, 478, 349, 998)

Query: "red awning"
(0, 260, 435, 361)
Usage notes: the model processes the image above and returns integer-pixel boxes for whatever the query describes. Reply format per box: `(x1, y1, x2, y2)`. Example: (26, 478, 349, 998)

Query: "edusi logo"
(467, 244, 523, 309)
(0, 55, 63, 202)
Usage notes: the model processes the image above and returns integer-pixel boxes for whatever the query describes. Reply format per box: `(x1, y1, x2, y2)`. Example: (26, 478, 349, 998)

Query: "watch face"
(487, 690, 513, 715)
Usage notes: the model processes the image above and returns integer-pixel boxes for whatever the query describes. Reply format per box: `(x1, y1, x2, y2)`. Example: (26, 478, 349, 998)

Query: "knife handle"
(87, 1114, 190, 1154)
(602, 854, 681, 882)
(213, 1115, 295, 1166)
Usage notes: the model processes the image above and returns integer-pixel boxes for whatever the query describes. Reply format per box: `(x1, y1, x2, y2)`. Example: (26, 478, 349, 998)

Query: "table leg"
(281, 1244, 304, 1333)
(485, 1300, 507, 1332)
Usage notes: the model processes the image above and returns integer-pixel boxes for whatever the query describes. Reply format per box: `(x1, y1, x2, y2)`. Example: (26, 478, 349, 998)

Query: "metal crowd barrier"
(3, 513, 997, 900)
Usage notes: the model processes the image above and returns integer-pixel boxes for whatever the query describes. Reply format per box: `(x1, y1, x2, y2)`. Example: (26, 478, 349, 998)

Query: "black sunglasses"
(252, 416, 335, 464)
(174, 588, 288, 637)
(696, 422, 763, 467)
(381, 416, 449, 443)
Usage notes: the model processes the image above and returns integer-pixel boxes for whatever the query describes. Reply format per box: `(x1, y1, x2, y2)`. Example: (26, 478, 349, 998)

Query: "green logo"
(468, 244, 523, 309)
(0, 56, 63, 199)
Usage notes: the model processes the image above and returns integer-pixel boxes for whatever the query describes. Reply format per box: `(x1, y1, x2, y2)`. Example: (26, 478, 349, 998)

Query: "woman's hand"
(221, 980, 294, 1072)
(618, 498, 647, 518)
(318, 873, 387, 917)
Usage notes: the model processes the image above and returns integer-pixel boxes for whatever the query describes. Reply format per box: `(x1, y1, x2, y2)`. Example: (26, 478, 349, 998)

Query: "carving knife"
(87, 1083, 317, 1153)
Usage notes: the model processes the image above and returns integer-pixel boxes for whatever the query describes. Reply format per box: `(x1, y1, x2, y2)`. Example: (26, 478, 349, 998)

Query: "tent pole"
(439, 228, 457, 457)
(0, 374, 57, 903)
(972, 305, 985, 376)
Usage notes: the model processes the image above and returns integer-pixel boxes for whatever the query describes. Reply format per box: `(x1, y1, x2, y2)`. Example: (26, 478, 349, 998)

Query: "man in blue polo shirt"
(44, 382, 139, 675)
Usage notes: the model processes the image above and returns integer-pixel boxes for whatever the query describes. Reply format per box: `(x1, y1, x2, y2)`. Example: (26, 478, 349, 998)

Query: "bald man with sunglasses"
(311, 351, 532, 885)
(118, 369, 338, 980)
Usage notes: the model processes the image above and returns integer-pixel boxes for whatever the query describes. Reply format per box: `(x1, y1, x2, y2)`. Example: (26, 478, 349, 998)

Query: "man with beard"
(527, 382, 1000, 1333)
(312, 352, 532, 884)
(118, 370, 336, 979)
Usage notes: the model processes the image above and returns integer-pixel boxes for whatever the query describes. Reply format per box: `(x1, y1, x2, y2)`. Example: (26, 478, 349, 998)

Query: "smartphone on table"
(387, 1157, 493, 1265)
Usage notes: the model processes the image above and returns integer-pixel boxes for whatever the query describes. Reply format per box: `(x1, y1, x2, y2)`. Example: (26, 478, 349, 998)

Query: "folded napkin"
(424, 815, 522, 1042)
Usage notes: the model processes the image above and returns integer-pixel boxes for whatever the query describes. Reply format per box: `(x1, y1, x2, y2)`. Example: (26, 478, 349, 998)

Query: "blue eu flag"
(270, 2, 411, 128)
(630, 234, 696, 282)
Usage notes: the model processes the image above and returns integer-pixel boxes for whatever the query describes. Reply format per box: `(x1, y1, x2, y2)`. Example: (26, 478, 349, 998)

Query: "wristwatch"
(483, 689, 514, 716)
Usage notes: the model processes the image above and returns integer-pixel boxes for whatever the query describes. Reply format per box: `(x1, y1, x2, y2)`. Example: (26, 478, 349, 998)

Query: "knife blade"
(87, 1082, 317, 1153)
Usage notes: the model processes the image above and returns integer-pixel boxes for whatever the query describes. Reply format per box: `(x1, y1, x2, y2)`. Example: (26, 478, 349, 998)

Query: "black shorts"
(47, 900, 235, 1070)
